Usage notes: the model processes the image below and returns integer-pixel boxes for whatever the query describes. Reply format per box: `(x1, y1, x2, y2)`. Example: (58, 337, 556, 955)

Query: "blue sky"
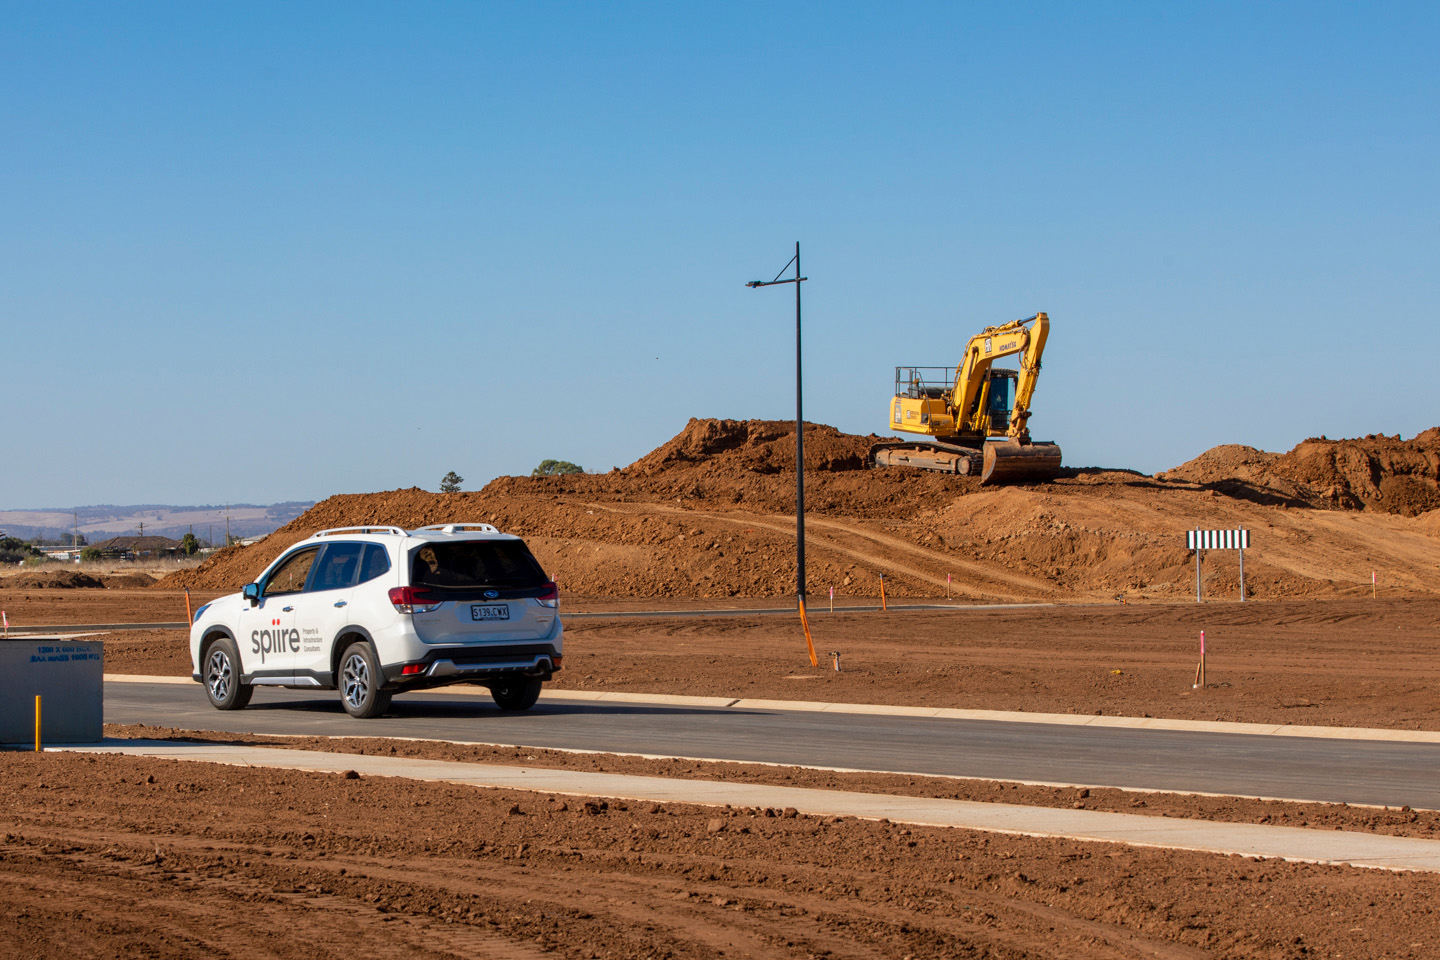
(3, 2, 1438, 507)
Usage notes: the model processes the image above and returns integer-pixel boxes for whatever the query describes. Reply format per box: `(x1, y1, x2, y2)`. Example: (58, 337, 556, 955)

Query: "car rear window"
(410, 540, 547, 589)
(359, 543, 391, 584)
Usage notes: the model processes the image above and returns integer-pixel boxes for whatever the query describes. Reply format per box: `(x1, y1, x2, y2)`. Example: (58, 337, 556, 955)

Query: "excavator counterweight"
(870, 312, 1062, 485)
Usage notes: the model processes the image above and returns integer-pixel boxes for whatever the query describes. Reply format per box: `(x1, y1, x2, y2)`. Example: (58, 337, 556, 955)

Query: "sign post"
(1238, 544, 1245, 602)
(1186, 529, 1251, 603)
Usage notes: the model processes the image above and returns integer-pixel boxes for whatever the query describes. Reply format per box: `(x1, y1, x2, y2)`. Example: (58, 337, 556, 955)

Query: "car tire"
(204, 637, 253, 711)
(339, 641, 392, 719)
(490, 675, 543, 711)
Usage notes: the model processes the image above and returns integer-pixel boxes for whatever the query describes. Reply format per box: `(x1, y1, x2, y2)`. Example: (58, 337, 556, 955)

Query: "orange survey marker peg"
(1192, 630, 1207, 688)
(798, 597, 818, 667)
(879, 574, 888, 612)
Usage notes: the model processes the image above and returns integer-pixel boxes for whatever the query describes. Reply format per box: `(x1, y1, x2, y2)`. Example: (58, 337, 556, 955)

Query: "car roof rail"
(314, 526, 408, 538)
(414, 523, 501, 535)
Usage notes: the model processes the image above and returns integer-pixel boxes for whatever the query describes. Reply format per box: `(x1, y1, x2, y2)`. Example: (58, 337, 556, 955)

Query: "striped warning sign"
(1186, 529, 1250, 550)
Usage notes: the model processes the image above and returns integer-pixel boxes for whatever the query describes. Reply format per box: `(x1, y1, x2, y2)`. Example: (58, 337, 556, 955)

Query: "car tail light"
(536, 580, 559, 608)
(400, 663, 425, 676)
(389, 587, 442, 614)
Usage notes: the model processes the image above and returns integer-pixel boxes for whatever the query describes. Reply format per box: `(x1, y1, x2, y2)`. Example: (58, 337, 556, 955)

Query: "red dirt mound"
(1162, 429, 1440, 515)
(159, 419, 1440, 602)
(100, 573, 162, 589)
(4, 569, 105, 589)
(627, 418, 872, 476)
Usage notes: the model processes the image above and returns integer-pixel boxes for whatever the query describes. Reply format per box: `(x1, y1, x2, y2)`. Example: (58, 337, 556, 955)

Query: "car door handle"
(282, 606, 294, 612)
(333, 601, 347, 608)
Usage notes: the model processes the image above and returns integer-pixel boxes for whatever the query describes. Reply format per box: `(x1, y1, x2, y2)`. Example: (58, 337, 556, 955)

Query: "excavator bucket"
(981, 440, 1063, 485)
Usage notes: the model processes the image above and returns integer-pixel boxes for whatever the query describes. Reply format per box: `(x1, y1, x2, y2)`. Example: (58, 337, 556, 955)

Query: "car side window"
(262, 547, 320, 598)
(358, 543, 391, 584)
(312, 542, 364, 592)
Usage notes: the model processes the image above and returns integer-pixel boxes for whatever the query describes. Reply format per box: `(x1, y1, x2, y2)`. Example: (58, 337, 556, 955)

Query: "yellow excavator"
(870, 311, 1063, 484)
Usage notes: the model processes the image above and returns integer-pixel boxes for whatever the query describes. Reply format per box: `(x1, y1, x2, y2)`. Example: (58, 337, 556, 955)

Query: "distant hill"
(0, 501, 314, 544)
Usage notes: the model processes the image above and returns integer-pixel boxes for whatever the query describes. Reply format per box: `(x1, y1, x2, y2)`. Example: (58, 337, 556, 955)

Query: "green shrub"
(0, 536, 41, 565)
(532, 459, 584, 476)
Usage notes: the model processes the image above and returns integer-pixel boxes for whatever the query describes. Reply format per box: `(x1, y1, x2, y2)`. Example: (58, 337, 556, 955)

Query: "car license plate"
(471, 604, 510, 622)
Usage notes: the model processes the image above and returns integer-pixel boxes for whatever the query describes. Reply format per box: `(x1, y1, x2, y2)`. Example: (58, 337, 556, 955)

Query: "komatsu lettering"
(251, 628, 301, 663)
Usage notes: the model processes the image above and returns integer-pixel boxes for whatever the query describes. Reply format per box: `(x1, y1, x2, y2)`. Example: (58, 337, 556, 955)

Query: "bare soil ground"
(5, 751, 1440, 960)
(7, 423, 1440, 956)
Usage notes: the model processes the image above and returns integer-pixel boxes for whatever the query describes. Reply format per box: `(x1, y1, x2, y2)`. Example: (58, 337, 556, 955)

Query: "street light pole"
(747, 242, 815, 665)
(792, 242, 804, 601)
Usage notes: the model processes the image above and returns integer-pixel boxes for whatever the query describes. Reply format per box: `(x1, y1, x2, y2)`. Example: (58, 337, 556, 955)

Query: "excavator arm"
(951, 312, 1048, 440)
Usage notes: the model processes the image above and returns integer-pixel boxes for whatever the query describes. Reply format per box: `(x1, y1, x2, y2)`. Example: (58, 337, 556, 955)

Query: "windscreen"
(410, 540, 547, 590)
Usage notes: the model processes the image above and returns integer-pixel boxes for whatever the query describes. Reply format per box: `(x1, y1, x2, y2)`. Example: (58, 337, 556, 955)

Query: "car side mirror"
(243, 583, 261, 606)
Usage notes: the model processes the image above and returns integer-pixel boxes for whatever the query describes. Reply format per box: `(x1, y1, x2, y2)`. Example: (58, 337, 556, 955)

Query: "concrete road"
(105, 680, 1440, 809)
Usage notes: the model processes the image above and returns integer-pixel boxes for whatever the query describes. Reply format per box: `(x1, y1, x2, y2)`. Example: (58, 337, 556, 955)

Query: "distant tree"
(80, 546, 103, 562)
(0, 536, 40, 565)
(180, 532, 200, 556)
(532, 460, 585, 477)
(440, 471, 464, 494)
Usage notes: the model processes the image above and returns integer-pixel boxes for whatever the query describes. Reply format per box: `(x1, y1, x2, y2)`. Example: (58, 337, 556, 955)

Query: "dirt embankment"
(1162, 429, 1440, 515)
(0, 569, 160, 590)
(159, 419, 1440, 603)
(3, 569, 106, 589)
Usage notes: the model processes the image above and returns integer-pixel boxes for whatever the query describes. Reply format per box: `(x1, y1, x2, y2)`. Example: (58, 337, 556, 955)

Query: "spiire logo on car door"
(252, 617, 300, 663)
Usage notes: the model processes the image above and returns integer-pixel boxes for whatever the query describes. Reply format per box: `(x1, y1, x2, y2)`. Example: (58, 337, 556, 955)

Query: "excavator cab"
(985, 370, 1017, 434)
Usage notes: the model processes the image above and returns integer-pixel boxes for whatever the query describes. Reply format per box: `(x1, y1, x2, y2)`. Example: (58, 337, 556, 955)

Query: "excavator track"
(870, 439, 1062, 485)
(870, 440, 983, 476)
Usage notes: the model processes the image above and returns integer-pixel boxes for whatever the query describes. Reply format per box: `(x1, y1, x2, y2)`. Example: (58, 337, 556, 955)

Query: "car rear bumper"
(381, 642, 562, 690)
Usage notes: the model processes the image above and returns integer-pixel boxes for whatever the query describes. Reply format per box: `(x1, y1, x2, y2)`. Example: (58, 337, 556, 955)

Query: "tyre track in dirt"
(577, 500, 1062, 602)
(8, 753, 1440, 958)
(4, 805, 1208, 960)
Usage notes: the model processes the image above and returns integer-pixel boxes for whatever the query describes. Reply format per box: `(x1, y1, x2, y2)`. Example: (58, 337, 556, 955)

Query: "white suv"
(189, 524, 563, 718)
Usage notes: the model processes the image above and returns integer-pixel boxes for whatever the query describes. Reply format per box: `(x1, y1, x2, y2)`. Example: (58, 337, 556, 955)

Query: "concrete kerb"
(102, 675, 1440, 744)
(54, 740, 1440, 874)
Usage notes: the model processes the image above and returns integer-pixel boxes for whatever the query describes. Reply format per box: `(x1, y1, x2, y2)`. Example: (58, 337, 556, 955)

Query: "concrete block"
(0, 639, 103, 744)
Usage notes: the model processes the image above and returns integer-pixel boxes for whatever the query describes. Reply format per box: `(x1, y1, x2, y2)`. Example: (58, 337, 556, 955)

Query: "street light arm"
(745, 277, 807, 287)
